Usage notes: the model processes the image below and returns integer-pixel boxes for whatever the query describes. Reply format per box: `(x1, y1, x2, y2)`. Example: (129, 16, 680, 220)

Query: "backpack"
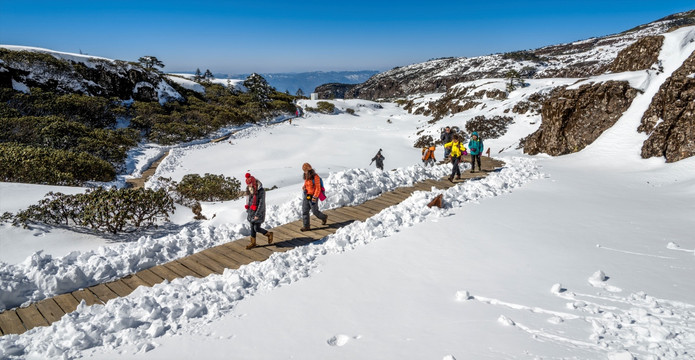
(312, 176, 327, 201)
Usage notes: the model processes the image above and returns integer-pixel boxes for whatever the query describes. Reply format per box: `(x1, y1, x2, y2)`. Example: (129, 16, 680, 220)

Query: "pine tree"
(505, 69, 524, 92)
(138, 56, 165, 71)
(243, 73, 274, 104)
(194, 68, 202, 82)
(296, 88, 305, 97)
(204, 69, 214, 80)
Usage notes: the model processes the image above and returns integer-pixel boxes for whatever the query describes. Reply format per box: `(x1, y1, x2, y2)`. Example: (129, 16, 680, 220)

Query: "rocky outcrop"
(345, 11, 694, 100)
(0, 49, 180, 103)
(523, 81, 639, 155)
(639, 51, 695, 162)
(607, 36, 664, 73)
(314, 83, 357, 99)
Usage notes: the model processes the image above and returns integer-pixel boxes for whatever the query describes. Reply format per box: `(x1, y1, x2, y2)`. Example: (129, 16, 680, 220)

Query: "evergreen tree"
(243, 73, 274, 104)
(296, 88, 305, 97)
(138, 56, 165, 71)
(204, 69, 214, 80)
(194, 68, 203, 82)
(505, 69, 524, 92)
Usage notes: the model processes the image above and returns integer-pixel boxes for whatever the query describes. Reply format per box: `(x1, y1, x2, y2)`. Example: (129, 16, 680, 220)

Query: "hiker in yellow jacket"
(444, 135, 466, 182)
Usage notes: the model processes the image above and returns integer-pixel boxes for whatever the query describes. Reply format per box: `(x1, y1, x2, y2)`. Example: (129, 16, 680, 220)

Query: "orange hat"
(302, 163, 312, 171)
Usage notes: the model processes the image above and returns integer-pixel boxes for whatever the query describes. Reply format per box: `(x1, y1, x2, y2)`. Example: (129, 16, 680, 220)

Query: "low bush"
(170, 173, 242, 204)
(465, 115, 514, 140)
(5, 188, 174, 234)
(316, 101, 336, 114)
(0, 143, 115, 185)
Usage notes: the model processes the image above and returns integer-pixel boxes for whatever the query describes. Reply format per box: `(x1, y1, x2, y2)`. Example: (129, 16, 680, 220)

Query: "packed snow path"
(0, 157, 505, 336)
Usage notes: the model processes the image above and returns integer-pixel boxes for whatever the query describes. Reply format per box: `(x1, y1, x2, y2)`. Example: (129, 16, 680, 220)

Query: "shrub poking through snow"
(165, 173, 242, 205)
(316, 101, 336, 114)
(5, 188, 174, 234)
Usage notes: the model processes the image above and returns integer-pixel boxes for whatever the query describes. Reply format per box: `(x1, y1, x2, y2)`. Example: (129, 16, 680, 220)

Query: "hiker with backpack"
(370, 149, 385, 170)
(468, 131, 484, 173)
(244, 173, 273, 249)
(440, 126, 454, 162)
(300, 163, 328, 231)
(422, 145, 436, 166)
(444, 134, 466, 182)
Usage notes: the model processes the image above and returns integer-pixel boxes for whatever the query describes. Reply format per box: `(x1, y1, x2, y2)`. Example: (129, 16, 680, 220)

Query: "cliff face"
(0, 47, 182, 103)
(639, 51, 695, 162)
(607, 35, 665, 73)
(314, 83, 357, 99)
(523, 81, 639, 156)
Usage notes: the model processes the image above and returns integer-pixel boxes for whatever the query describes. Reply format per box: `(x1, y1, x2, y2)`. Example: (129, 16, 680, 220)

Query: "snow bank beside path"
(0, 163, 450, 312)
(0, 157, 541, 359)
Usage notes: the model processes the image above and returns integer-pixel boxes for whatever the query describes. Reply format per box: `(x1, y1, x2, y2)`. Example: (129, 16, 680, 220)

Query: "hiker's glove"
(312, 198, 318, 204)
(306, 195, 313, 201)
(245, 205, 249, 209)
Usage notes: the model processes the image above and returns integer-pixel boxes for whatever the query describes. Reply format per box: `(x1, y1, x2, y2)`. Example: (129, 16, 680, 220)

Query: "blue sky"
(0, 1, 692, 73)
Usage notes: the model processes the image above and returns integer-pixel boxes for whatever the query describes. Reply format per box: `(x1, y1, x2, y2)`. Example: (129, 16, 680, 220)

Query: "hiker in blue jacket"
(468, 131, 484, 173)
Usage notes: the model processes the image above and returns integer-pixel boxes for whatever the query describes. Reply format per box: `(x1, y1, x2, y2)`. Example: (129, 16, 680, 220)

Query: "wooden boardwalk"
(0, 157, 504, 336)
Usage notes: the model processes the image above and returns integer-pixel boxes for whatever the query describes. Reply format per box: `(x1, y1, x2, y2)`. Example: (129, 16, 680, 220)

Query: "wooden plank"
(208, 245, 256, 266)
(368, 197, 396, 209)
(359, 200, 389, 213)
(0, 310, 26, 335)
(188, 253, 226, 274)
(35, 298, 65, 324)
(121, 273, 152, 291)
(199, 249, 243, 269)
(162, 261, 203, 278)
(53, 293, 80, 314)
(331, 207, 369, 222)
(15, 304, 49, 330)
(337, 207, 372, 221)
(222, 241, 267, 262)
(176, 257, 217, 277)
(133, 268, 165, 287)
(88, 283, 119, 303)
(148, 264, 182, 282)
(104, 280, 135, 298)
(267, 227, 314, 248)
(71, 288, 103, 306)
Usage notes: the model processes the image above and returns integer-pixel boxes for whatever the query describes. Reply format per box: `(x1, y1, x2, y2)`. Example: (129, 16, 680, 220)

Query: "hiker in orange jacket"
(422, 146, 436, 166)
(300, 163, 328, 231)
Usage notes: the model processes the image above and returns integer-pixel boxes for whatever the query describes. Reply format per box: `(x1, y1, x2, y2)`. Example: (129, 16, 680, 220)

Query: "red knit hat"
(245, 173, 256, 187)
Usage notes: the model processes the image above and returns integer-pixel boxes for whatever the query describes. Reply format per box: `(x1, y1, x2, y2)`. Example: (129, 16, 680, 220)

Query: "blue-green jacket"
(468, 132, 484, 155)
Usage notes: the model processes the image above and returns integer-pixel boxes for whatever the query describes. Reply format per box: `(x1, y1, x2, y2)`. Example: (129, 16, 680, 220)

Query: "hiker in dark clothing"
(300, 163, 328, 231)
(440, 126, 454, 162)
(244, 173, 273, 249)
(371, 149, 385, 170)
(468, 131, 484, 173)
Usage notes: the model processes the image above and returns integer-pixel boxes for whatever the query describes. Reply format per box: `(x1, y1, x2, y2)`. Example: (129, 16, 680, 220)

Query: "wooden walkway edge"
(0, 157, 504, 336)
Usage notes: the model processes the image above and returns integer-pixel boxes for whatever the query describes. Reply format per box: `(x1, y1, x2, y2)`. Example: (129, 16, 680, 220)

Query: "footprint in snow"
(327, 334, 359, 346)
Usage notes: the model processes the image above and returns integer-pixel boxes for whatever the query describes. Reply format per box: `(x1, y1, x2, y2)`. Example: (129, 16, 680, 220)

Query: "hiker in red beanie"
(244, 173, 273, 249)
(300, 163, 328, 231)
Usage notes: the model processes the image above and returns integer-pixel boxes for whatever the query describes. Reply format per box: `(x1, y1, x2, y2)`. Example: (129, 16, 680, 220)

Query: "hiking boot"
(245, 237, 257, 249)
(455, 175, 460, 180)
(448, 175, 454, 183)
(299, 226, 311, 232)
(322, 215, 328, 226)
(266, 232, 274, 245)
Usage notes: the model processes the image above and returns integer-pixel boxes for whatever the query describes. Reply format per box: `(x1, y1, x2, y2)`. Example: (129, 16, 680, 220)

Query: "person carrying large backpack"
(468, 131, 484, 173)
(300, 163, 328, 231)
(244, 173, 273, 249)
(440, 126, 454, 162)
(422, 145, 436, 166)
(370, 149, 385, 170)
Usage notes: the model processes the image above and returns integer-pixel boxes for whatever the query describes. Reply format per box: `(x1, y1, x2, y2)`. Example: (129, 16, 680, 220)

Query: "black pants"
(471, 154, 481, 171)
(249, 222, 268, 238)
(302, 197, 327, 227)
(450, 156, 461, 177)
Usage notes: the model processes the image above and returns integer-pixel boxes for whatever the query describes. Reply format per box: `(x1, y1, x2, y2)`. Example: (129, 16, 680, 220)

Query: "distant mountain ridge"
(214, 70, 378, 95)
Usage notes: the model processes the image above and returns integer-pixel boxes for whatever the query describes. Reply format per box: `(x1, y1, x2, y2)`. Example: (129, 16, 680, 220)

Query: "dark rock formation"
(607, 36, 664, 73)
(523, 81, 639, 155)
(639, 51, 695, 162)
(313, 83, 357, 99)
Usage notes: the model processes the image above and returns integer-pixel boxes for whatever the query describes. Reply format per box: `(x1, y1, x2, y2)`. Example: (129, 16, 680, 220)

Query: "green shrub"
(0, 143, 115, 185)
(6, 188, 174, 234)
(316, 101, 335, 114)
(345, 108, 355, 115)
(172, 173, 242, 203)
